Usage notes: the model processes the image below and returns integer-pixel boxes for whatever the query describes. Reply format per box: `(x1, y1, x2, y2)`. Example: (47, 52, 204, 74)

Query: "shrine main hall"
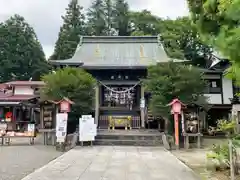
(50, 36, 174, 129)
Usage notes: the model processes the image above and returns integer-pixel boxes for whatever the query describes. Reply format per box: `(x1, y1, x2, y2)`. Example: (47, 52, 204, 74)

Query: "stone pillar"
(95, 83, 100, 127)
(232, 104, 240, 133)
(140, 85, 145, 128)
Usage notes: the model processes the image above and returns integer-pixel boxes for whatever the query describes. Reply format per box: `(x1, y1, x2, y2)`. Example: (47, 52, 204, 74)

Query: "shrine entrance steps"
(94, 129, 163, 146)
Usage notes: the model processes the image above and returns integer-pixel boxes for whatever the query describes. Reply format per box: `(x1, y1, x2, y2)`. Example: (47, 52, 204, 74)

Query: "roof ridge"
(80, 36, 159, 43)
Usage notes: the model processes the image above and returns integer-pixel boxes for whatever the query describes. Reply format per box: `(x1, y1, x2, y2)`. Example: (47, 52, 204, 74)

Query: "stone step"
(95, 134, 162, 141)
(94, 139, 163, 146)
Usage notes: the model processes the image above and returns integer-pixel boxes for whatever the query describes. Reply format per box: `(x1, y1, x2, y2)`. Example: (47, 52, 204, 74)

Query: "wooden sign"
(58, 98, 74, 113)
(60, 101, 70, 112)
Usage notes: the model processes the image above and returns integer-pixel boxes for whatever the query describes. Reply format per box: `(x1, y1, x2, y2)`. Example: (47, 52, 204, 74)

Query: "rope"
(98, 80, 141, 94)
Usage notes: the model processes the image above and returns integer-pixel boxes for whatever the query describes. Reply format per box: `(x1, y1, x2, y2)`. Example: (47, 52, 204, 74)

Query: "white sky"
(0, 0, 189, 58)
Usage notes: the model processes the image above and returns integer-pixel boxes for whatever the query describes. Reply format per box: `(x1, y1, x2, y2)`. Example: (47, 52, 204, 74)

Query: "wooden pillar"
(40, 106, 44, 129)
(95, 83, 99, 127)
(140, 85, 145, 128)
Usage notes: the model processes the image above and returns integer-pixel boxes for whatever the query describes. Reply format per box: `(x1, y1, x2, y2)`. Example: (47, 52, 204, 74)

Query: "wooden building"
(50, 35, 236, 132)
(0, 81, 44, 142)
(50, 36, 170, 129)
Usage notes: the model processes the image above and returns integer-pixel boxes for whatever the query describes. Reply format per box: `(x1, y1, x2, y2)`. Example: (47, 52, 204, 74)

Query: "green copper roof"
(50, 36, 170, 68)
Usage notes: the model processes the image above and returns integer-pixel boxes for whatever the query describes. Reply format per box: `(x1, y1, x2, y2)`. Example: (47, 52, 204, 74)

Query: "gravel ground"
(0, 137, 63, 180)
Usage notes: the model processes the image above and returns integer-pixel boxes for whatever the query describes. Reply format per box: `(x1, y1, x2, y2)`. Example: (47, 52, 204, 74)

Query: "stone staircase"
(94, 129, 163, 146)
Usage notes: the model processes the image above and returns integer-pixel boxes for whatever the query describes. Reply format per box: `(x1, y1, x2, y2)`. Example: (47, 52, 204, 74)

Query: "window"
(205, 79, 221, 93)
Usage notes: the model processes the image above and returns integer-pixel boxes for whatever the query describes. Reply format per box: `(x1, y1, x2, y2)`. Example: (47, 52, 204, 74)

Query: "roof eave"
(82, 65, 148, 70)
(49, 60, 83, 66)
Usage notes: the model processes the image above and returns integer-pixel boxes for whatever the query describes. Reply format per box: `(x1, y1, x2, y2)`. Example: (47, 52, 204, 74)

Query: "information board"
(27, 124, 35, 136)
(79, 115, 97, 142)
(56, 113, 68, 143)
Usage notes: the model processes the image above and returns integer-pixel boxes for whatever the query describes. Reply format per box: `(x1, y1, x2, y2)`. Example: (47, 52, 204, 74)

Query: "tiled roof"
(4, 81, 45, 86)
(0, 94, 37, 101)
(50, 36, 170, 68)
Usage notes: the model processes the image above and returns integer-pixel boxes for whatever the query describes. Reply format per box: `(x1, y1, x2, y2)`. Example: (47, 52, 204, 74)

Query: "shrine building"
(50, 36, 172, 129)
(50, 35, 234, 131)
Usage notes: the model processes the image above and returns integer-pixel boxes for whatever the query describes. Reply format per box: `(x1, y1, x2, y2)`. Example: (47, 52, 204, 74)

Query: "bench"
(1, 135, 35, 145)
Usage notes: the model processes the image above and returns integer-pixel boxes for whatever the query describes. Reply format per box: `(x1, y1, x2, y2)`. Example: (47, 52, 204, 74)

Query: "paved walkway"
(0, 138, 63, 180)
(22, 146, 200, 180)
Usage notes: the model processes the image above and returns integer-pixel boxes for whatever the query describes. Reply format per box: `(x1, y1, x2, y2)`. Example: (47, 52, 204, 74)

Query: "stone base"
(93, 129, 163, 146)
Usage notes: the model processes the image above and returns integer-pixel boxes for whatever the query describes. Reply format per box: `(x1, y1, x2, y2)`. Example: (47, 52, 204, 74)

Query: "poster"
(79, 115, 97, 142)
(56, 113, 68, 143)
(27, 124, 35, 136)
(140, 98, 145, 109)
(27, 124, 35, 132)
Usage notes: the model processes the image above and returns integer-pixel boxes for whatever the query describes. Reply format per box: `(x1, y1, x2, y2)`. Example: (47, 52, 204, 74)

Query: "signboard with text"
(56, 113, 68, 143)
(79, 115, 97, 142)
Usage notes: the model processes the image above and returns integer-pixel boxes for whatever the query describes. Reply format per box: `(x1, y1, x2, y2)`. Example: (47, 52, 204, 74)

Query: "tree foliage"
(144, 62, 206, 117)
(0, 14, 49, 82)
(129, 10, 161, 35)
(187, 0, 240, 81)
(50, 0, 85, 60)
(42, 67, 96, 118)
(129, 11, 212, 67)
(114, 0, 130, 36)
(160, 17, 212, 67)
(86, 0, 130, 36)
(87, 0, 107, 35)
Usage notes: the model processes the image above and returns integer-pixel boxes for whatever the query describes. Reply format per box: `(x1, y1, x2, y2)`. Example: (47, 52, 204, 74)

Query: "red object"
(174, 113, 179, 146)
(58, 98, 74, 113)
(167, 98, 185, 114)
(5, 112, 12, 119)
(60, 101, 70, 112)
(167, 98, 185, 148)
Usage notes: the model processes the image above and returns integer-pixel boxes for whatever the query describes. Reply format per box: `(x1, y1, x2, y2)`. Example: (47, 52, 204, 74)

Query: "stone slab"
(21, 146, 200, 180)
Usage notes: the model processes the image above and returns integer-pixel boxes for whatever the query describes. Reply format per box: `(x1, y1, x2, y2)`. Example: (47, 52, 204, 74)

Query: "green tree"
(187, 0, 240, 81)
(160, 17, 212, 67)
(0, 15, 49, 82)
(130, 14, 212, 67)
(50, 0, 85, 60)
(113, 0, 130, 36)
(86, 0, 106, 35)
(144, 61, 206, 118)
(129, 10, 161, 35)
(42, 67, 96, 119)
(103, 0, 114, 35)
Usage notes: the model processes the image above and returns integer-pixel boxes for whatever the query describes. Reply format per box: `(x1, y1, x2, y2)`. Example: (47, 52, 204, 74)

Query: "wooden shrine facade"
(92, 69, 146, 129)
(50, 36, 171, 129)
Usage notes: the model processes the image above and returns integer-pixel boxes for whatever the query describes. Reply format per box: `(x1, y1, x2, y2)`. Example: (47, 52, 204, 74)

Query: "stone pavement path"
(0, 138, 63, 180)
(22, 146, 200, 180)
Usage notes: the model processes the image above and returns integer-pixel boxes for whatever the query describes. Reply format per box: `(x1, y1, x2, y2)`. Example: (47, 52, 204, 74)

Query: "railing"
(99, 115, 141, 129)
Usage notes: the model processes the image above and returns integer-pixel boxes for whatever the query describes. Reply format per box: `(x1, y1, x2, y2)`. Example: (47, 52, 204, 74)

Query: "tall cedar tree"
(87, 0, 106, 36)
(187, 0, 240, 82)
(114, 0, 130, 36)
(50, 0, 85, 60)
(0, 15, 49, 82)
(103, 0, 115, 35)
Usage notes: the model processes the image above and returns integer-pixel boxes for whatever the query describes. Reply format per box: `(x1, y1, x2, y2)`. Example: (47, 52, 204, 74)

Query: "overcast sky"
(0, 0, 189, 58)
